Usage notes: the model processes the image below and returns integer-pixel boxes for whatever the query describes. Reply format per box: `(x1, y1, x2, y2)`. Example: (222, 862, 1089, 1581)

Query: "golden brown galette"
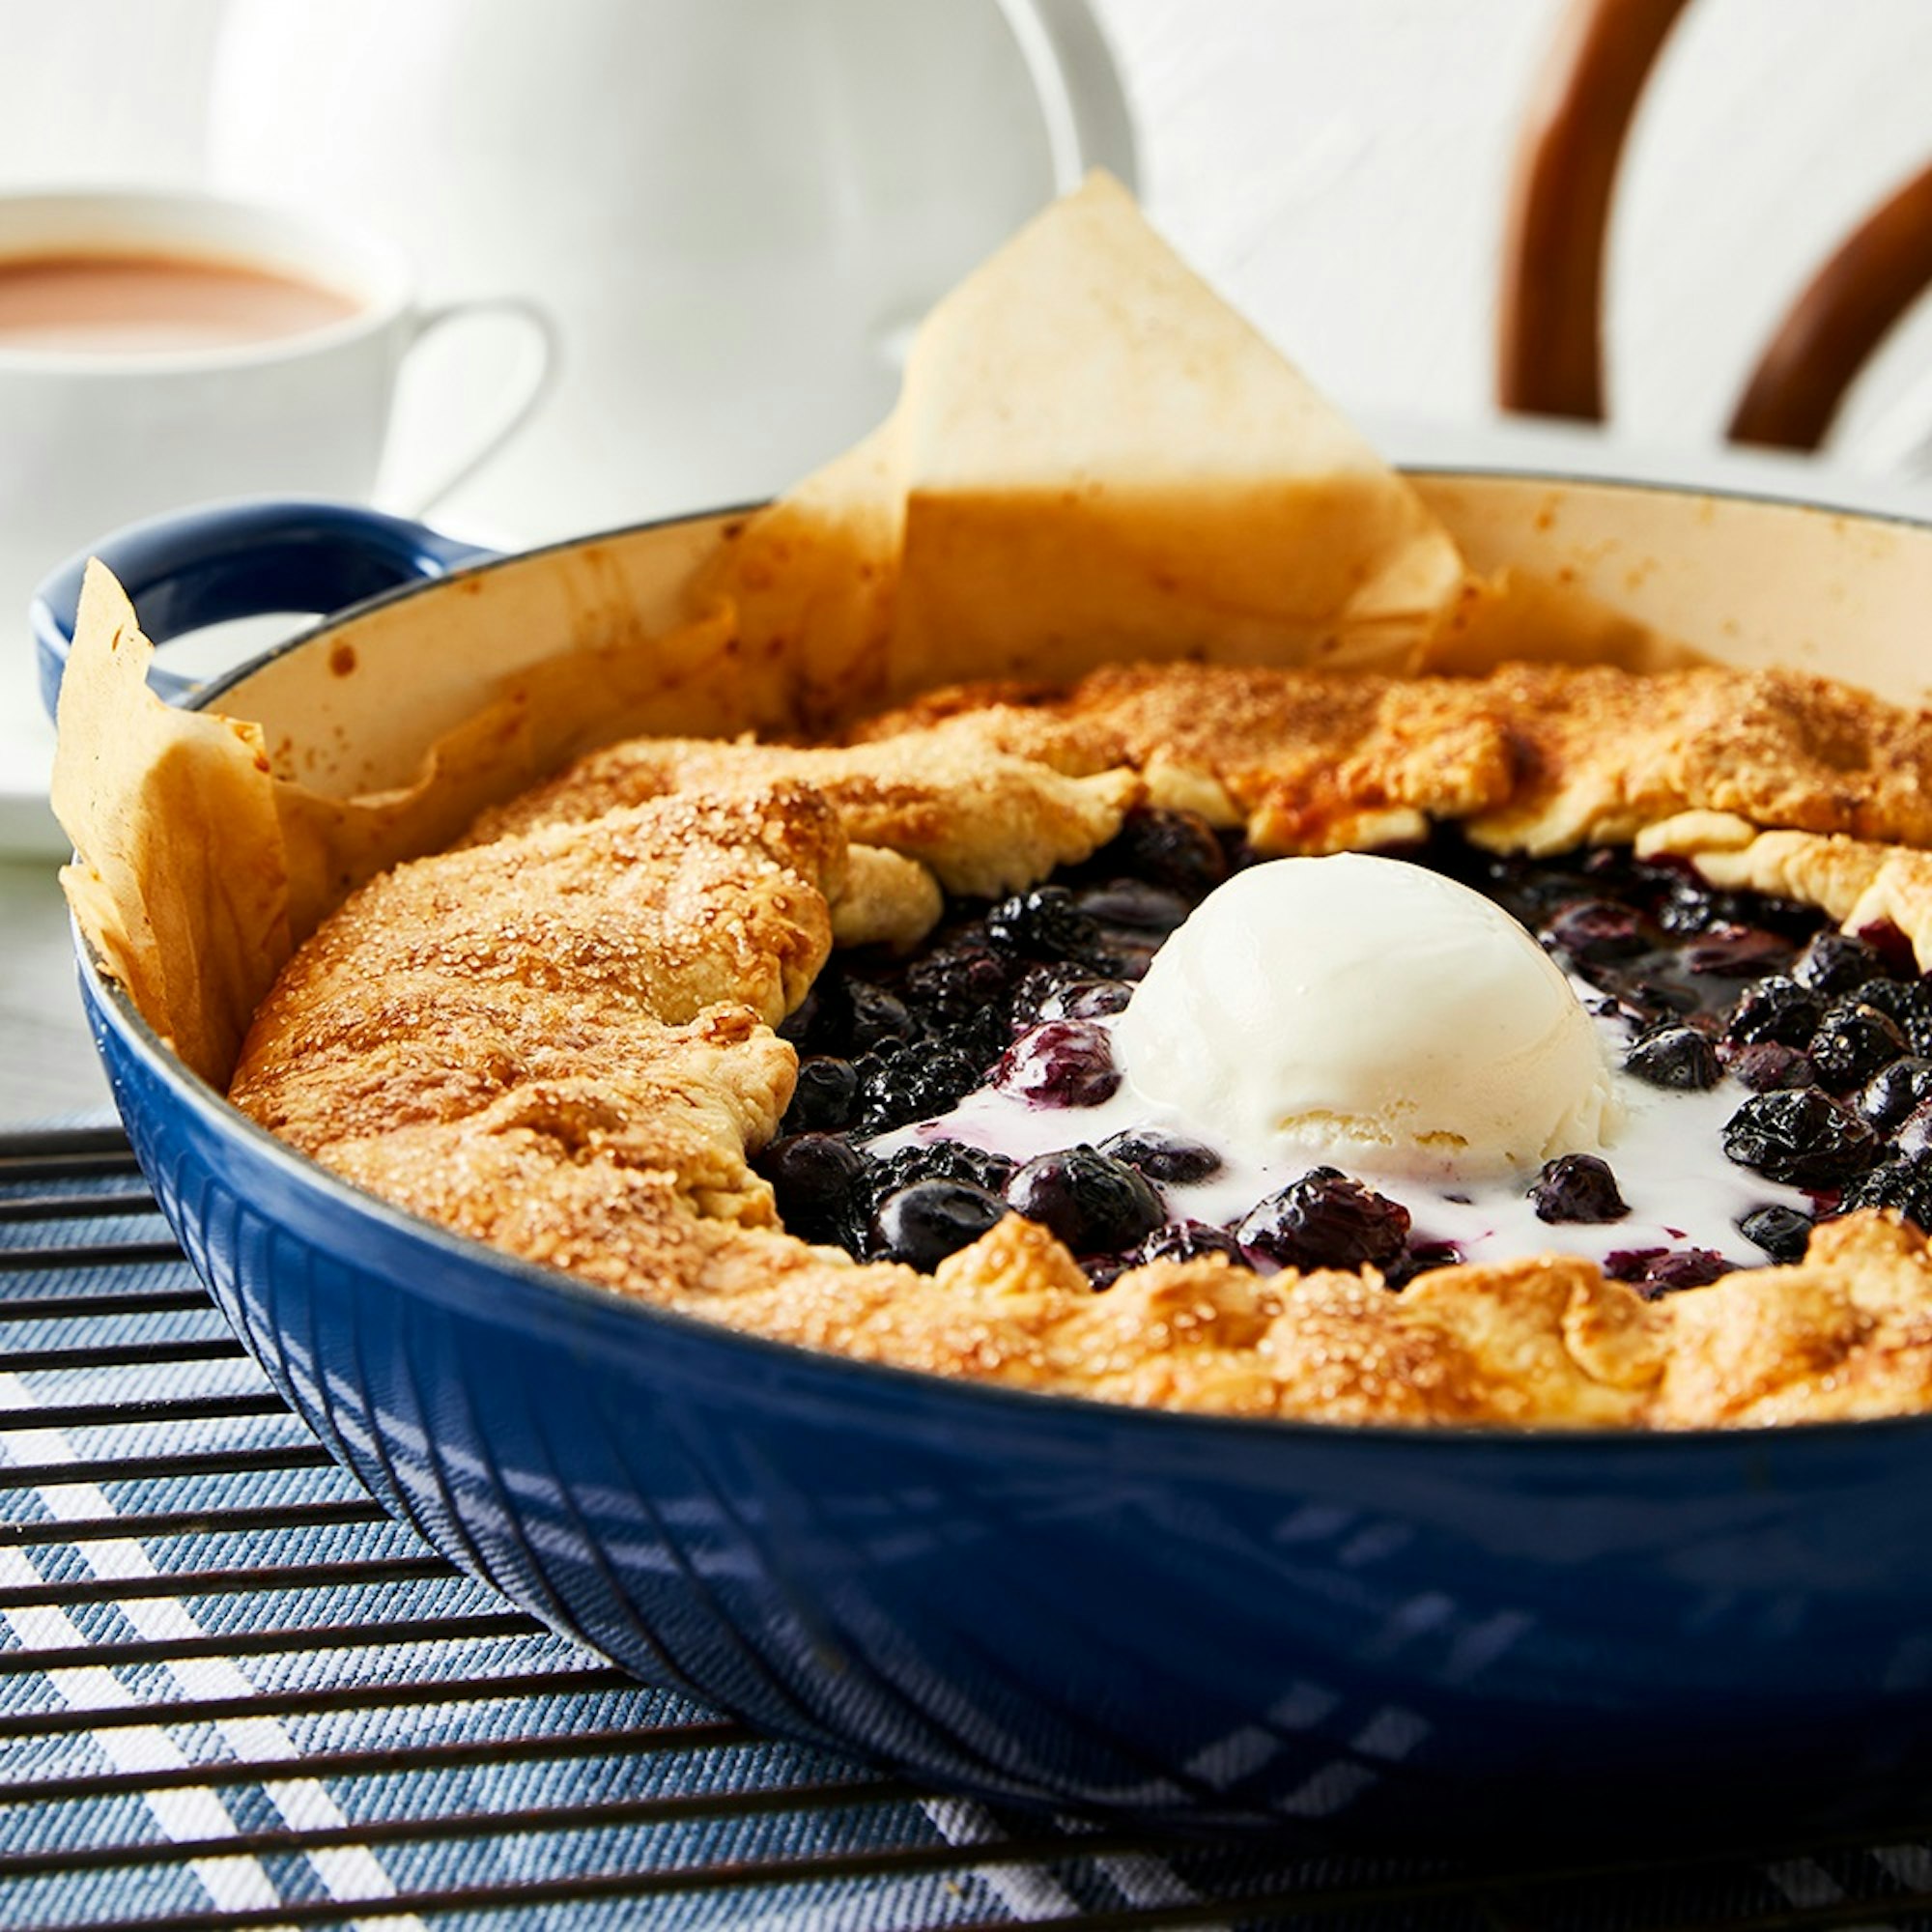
(229, 661, 1932, 1430)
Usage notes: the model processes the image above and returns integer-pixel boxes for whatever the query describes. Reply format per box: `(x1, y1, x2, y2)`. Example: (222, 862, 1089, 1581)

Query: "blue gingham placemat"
(7, 1124, 1932, 1932)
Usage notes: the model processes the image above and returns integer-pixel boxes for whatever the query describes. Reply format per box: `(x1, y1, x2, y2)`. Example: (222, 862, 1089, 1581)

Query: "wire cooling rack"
(11, 1122, 1932, 1931)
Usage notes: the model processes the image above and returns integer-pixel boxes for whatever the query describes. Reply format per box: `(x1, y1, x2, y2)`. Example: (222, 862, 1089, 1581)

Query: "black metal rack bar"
(6, 1125, 1932, 1932)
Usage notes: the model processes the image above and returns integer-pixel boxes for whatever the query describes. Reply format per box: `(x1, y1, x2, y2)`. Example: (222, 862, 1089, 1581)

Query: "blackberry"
(1106, 806, 1229, 901)
(985, 885, 1108, 965)
(1528, 1153, 1630, 1224)
(1723, 976, 1822, 1048)
(1738, 1204, 1814, 1264)
(1721, 1090, 1881, 1188)
(863, 1139, 1017, 1216)
(1792, 930, 1886, 997)
(1807, 1001, 1908, 1092)
(1898, 1104, 1932, 1160)
(869, 1179, 1008, 1271)
(1099, 1128, 1223, 1184)
(1841, 1152, 1932, 1231)
(903, 944, 1015, 1037)
(1009, 961, 1092, 1028)
(1605, 1247, 1728, 1295)
(1857, 1056, 1932, 1132)
(1851, 978, 1932, 1057)
(1131, 1220, 1247, 1266)
(1236, 1168, 1411, 1274)
(854, 1040, 981, 1134)
(755, 1133, 867, 1247)
(780, 1055, 859, 1134)
(993, 1020, 1121, 1108)
(1007, 1147, 1163, 1255)
(1624, 1024, 1719, 1091)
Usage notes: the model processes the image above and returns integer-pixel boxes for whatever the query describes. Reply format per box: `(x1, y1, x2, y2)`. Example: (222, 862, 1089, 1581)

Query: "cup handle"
(395, 296, 561, 517)
(31, 498, 498, 716)
(991, 0, 1139, 193)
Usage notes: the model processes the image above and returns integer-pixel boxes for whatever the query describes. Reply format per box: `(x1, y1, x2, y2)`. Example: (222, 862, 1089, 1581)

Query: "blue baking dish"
(36, 485, 1932, 1843)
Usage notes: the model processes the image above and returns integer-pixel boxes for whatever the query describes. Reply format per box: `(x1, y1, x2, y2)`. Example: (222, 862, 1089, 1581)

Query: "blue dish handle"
(31, 498, 501, 716)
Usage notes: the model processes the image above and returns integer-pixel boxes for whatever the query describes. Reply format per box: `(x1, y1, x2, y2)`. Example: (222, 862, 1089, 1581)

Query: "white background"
(12, 0, 1932, 1118)
(6, 0, 1932, 481)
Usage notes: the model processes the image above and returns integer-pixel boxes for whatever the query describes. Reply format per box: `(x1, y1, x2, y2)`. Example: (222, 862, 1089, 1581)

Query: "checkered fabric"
(5, 1124, 1931, 1932)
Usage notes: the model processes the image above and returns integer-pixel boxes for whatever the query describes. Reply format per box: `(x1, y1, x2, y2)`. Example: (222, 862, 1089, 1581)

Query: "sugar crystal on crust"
(228, 660, 1932, 1429)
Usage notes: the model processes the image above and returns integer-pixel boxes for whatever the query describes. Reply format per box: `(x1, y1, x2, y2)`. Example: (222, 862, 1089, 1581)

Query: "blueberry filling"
(773, 813, 1932, 1280)
(1529, 1153, 1629, 1225)
(1235, 1168, 1411, 1273)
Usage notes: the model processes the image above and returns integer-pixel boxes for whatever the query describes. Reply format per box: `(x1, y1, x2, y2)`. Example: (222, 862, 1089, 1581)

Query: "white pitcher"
(205, 0, 1136, 539)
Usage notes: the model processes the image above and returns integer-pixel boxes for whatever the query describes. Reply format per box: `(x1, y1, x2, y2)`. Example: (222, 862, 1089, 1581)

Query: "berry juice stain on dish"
(755, 810, 1932, 1287)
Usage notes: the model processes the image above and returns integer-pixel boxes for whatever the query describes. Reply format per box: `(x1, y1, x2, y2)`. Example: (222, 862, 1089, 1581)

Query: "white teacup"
(0, 186, 554, 849)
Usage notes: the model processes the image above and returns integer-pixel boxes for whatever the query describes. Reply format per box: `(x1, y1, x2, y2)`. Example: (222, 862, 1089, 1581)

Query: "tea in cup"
(0, 187, 554, 848)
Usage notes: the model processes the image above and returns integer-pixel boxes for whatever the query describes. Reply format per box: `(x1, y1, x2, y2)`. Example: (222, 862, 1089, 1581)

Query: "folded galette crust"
(229, 661, 1932, 1429)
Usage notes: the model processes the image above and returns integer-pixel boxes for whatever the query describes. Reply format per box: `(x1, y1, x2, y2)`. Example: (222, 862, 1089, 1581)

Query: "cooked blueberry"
(1398, 1239, 1464, 1278)
(1807, 1001, 1908, 1091)
(855, 1041, 980, 1133)
(993, 1020, 1121, 1107)
(1841, 1152, 1932, 1230)
(781, 1055, 859, 1133)
(1723, 976, 1822, 1048)
(1007, 1147, 1163, 1254)
(1624, 1024, 1719, 1091)
(756, 1132, 867, 1245)
(1544, 899, 1648, 963)
(1076, 879, 1192, 933)
(1721, 1090, 1881, 1187)
(986, 885, 1108, 965)
(1110, 806, 1229, 901)
(1617, 978, 1701, 1019)
(1236, 1169, 1411, 1273)
(1528, 1153, 1630, 1224)
(870, 1179, 1008, 1271)
(1082, 1254, 1131, 1290)
(1037, 978, 1133, 1021)
(778, 975, 843, 1052)
(1684, 925, 1792, 978)
(1854, 978, 1932, 1058)
(1738, 1204, 1814, 1264)
(1131, 1220, 1247, 1266)
(1723, 1041, 1818, 1092)
(864, 1139, 1016, 1214)
(1857, 1056, 1932, 1132)
(1099, 1128, 1223, 1184)
(1605, 1247, 1728, 1295)
(1792, 930, 1886, 997)
(847, 981, 918, 1052)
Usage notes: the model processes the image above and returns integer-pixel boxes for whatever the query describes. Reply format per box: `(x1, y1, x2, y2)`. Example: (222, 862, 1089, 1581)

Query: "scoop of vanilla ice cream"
(1112, 854, 1617, 1179)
